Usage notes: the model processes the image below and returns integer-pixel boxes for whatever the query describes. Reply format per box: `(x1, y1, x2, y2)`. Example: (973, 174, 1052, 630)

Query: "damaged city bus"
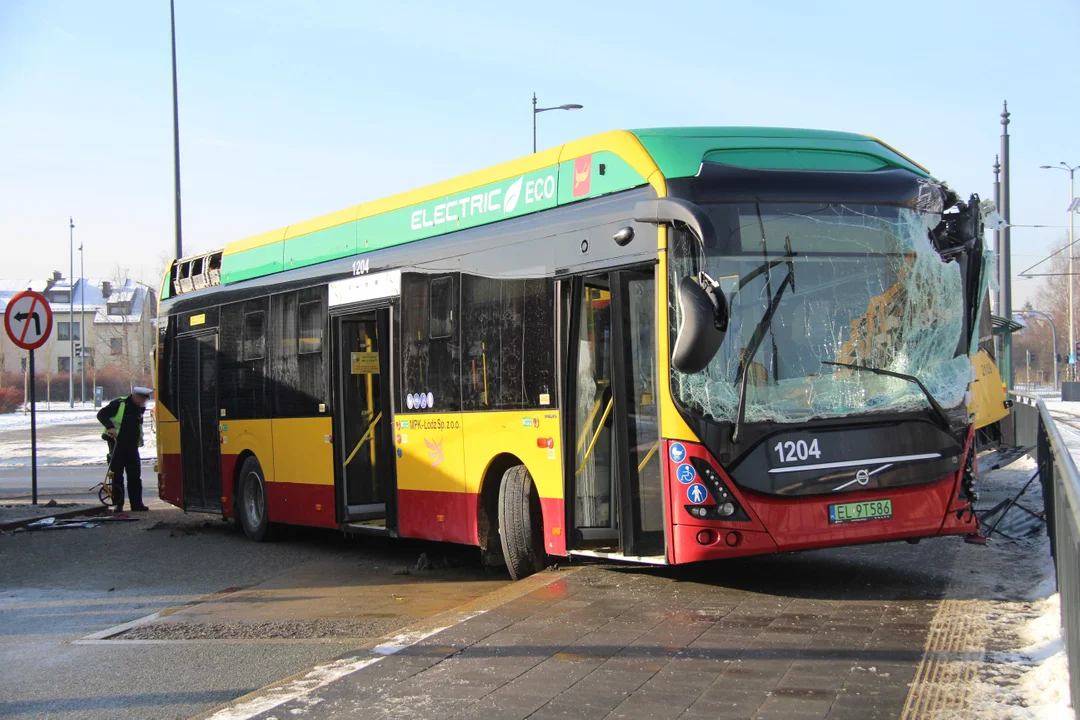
(155, 127, 993, 579)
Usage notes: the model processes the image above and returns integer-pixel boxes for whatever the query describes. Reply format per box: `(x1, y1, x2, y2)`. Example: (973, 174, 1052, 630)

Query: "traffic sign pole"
(5, 290, 53, 506)
(29, 349, 37, 505)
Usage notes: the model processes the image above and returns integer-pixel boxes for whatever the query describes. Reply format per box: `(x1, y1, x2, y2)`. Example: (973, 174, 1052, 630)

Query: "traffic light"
(73, 342, 81, 358)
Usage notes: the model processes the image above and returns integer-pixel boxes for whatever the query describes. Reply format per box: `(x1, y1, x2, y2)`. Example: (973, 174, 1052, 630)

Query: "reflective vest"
(110, 399, 144, 448)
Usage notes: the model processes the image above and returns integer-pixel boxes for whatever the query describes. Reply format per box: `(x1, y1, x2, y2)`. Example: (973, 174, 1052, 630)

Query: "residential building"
(0, 273, 157, 399)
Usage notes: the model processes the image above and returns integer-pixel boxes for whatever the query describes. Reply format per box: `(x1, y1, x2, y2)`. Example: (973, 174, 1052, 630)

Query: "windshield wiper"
(731, 265, 795, 443)
(821, 360, 952, 429)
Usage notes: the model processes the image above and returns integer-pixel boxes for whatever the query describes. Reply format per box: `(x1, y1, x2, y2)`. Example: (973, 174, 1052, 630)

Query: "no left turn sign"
(4, 290, 53, 351)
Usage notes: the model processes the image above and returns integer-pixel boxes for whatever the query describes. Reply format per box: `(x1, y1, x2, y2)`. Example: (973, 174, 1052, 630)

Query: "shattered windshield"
(669, 202, 973, 424)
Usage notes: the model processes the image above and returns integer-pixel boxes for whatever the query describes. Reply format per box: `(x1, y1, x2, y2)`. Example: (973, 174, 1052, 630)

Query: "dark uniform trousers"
(107, 439, 143, 509)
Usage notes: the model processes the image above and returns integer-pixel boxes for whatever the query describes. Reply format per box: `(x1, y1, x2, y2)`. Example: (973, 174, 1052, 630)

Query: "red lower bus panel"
(398, 489, 478, 545)
(665, 439, 977, 560)
(747, 477, 958, 551)
(264, 481, 338, 529)
(158, 452, 183, 508)
(220, 453, 239, 518)
(539, 497, 566, 556)
(396, 490, 566, 554)
(671, 525, 778, 564)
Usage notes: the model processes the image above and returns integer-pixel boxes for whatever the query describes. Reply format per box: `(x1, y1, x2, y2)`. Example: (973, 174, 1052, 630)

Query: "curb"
(0, 504, 105, 532)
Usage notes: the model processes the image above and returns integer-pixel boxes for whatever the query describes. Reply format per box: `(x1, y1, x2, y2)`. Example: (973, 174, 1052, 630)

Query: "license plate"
(828, 499, 892, 524)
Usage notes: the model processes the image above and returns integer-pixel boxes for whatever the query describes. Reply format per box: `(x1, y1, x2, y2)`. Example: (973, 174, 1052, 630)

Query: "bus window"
(271, 290, 327, 417)
(400, 273, 460, 412)
(460, 275, 555, 410)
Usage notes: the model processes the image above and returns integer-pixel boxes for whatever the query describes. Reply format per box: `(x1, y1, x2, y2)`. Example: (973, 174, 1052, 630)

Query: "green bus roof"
(629, 127, 930, 178)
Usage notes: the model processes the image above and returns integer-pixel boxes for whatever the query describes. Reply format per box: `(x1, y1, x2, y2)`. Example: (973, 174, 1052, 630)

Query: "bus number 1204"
(773, 439, 822, 464)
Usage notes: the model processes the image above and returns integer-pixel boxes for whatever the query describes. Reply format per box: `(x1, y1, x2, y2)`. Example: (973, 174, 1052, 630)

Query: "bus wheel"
(498, 465, 546, 580)
(238, 456, 273, 542)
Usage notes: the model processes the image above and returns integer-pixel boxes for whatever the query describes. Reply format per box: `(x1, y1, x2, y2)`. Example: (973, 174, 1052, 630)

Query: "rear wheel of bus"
(238, 456, 274, 542)
(498, 464, 546, 580)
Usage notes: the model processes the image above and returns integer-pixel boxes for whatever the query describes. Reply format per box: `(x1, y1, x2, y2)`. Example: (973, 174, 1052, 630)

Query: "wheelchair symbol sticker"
(687, 483, 708, 505)
(676, 463, 696, 484)
(669, 443, 686, 463)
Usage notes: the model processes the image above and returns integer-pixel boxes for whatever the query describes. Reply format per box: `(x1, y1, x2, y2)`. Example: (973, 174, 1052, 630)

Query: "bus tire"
(498, 464, 546, 580)
(238, 456, 273, 542)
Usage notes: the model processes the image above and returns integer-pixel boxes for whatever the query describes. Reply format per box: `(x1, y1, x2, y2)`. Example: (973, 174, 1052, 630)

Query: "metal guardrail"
(1010, 392, 1080, 718)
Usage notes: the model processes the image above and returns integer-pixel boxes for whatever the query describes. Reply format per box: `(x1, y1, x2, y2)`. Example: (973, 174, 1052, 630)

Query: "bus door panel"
(569, 278, 618, 545)
(177, 332, 222, 511)
(566, 267, 664, 558)
(335, 308, 395, 525)
(610, 268, 664, 557)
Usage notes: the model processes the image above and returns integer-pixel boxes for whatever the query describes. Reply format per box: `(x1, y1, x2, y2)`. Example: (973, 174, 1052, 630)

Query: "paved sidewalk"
(225, 566, 936, 720)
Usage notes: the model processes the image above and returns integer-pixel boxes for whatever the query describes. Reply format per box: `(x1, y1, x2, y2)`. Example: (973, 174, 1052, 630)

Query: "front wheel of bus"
(238, 456, 273, 542)
(498, 465, 546, 580)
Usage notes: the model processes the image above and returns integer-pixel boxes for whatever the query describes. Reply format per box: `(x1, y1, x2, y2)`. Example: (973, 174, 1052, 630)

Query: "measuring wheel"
(98, 483, 112, 507)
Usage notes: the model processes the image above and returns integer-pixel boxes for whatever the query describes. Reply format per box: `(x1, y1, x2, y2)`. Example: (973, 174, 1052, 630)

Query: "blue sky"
(1, 0, 1076, 306)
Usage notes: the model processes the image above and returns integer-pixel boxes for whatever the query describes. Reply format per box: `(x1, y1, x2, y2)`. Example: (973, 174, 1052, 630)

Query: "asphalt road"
(0, 508, 506, 720)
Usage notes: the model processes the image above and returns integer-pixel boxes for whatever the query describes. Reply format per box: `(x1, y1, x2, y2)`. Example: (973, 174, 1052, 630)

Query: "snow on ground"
(954, 431, 1073, 717)
(0, 425, 158, 467)
(0, 409, 100, 432)
(0, 403, 158, 467)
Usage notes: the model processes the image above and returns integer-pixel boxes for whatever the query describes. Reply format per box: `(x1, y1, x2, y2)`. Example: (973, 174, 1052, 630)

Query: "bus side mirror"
(672, 275, 728, 374)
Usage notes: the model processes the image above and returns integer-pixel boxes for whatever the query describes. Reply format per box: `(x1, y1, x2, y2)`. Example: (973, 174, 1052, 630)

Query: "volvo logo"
(833, 463, 894, 492)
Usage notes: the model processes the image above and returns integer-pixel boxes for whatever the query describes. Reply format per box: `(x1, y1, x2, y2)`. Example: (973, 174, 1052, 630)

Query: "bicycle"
(90, 437, 116, 507)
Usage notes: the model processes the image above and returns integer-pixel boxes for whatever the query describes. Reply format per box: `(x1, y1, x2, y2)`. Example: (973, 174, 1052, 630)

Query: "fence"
(1011, 392, 1080, 718)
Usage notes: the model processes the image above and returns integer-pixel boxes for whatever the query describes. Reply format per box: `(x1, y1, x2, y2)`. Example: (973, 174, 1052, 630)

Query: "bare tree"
(95, 265, 145, 392)
(1029, 237, 1077, 385)
(38, 342, 54, 409)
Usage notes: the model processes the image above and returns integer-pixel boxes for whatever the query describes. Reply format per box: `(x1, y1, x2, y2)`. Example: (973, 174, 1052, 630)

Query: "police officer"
(97, 386, 152, 512)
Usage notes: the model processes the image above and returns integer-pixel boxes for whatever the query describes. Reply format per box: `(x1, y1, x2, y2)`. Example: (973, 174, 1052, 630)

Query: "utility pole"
(170, 0, 184, 259)
(69, 216, 75, 407)
(993, 155, 1001, 363)
(1070, 167, 1075, 383)
(79, 240, 85, 403)
(999, 102, 1013, 389)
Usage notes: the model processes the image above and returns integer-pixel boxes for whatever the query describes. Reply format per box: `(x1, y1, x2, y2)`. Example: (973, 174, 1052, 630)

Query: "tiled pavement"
(236, 565, 939, 720)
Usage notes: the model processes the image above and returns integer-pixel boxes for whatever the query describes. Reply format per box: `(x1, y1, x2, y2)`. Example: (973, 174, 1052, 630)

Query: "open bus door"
(331, 306, 397, 533)
(565, 267, 665, 560)
(177, 331, 222, 512)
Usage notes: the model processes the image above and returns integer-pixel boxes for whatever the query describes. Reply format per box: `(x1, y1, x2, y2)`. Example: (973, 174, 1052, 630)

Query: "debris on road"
(17, 513, 140, 531)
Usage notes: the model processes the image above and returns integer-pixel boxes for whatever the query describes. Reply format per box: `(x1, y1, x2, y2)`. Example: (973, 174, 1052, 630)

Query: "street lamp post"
(79, 240, 85, 403)
(532, 92, 583, 153)
(999, 102, 1013, 389)
(1039, 161, 1079, 380)
(68, 217, 75, 408)
(170, 0, 184, 259)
